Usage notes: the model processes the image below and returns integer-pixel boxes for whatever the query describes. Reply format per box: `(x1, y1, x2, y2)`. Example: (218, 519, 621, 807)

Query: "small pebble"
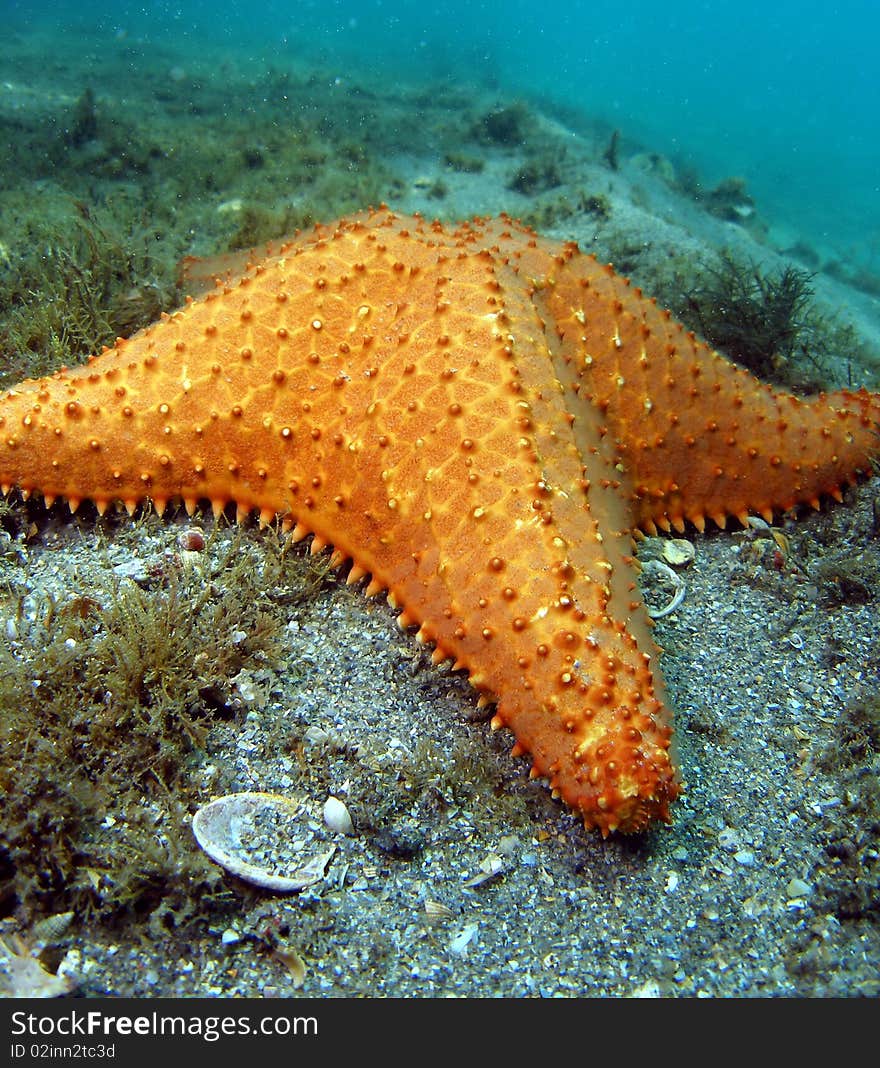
(497, 835, 519, 857)
(630, 979, 662, 998)
(787, 878, 812, 898)
(661, 538, 695, 567)
(449, 924, 479, 955)
(112, 558, 149, 583)
(718, 827, 741, 851)
(179, 528, 205, 551)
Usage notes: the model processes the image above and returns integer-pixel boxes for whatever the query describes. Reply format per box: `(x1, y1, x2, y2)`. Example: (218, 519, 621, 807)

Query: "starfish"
(1, 207, 878, 835)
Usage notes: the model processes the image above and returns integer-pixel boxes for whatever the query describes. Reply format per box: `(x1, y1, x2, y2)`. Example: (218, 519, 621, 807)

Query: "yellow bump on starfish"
(1, 207, 878, 836)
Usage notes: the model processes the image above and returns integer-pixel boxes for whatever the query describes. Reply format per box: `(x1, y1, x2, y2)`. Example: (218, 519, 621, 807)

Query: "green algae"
(0, 510, 332, 926)
(0, 205, 177, 387)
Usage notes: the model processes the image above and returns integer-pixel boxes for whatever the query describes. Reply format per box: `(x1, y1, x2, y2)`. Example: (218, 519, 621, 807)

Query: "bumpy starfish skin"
(2, 208, 878, 835)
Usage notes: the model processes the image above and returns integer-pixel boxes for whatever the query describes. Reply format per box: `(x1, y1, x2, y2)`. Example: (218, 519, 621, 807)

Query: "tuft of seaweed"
(601, 129, 620, 171)
(680, 251, 819, 387)
(0, 207, 176, 387)
(0, 513, 333, 929)
(506, 157, 561, 196)
(469, 102, 534, 147)
(702, 176, 756, 224)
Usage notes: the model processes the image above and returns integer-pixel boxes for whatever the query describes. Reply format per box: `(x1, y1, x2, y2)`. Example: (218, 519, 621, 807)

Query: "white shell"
(303, 725, 331, 746)
(323, 795, 354, 835)
(0, 935, 78, 998)
(191, 792, 335, 892)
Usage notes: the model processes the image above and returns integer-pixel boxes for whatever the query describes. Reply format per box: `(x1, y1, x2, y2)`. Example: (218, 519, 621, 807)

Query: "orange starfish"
(1, 208, 878, 835)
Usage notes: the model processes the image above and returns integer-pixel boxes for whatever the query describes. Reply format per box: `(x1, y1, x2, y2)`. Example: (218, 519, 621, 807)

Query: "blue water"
(6, 0, 880, 270)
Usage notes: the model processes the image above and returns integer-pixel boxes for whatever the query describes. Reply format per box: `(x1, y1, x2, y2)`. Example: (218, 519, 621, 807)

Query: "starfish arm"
(543, 259, 880, 532)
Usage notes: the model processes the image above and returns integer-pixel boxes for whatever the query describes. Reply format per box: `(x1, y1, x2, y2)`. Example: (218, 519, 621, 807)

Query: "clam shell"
(191, 792, 335, 892)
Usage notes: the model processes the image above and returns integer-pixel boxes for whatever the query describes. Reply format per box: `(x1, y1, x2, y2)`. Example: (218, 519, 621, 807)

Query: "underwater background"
(2, 1, 880, 999)
(6, 0, 879, 273)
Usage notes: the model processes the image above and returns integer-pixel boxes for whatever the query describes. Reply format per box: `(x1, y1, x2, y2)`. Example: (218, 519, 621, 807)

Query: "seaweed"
(601, 129, 620, 171)
(0, 207, 176, 387)
(682, 251, 817, 384)
(812, 692, 880, 923)
(65, 88, 98, 149)
(517, 189, 610, 234)
(443, 151, 484, 174)
(578, 192, 611, 220)
(814, 552, 876, 608)
(224, 202, 315, 252)
(470, 102, 534, 147)
(701, 176, 756, 224)
(0, 517, 332, 927)
(506, 157, 561, 196)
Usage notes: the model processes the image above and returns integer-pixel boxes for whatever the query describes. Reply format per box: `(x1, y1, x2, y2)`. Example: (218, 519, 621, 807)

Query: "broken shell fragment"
(640, 559, 686, 619)
(272, 945, 307, 988)
(0, 935, 78, 999)
(424, 900, 455, 924)
(323, 795, 354, 835)
(463, 853, 505, 888)
(191, 792, 335, 892)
